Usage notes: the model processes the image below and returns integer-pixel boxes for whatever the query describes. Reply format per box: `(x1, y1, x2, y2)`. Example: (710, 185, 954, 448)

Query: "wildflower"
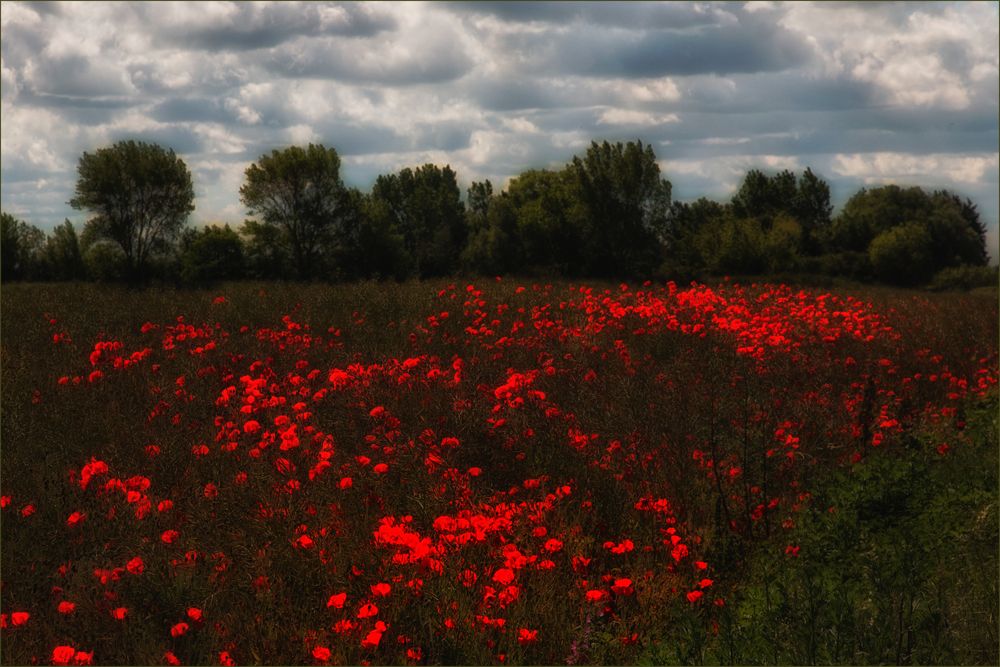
(161, 530, 179, 544)
(327, 592, 347, 609)
(686, 590, 703, 603)
(370, 583, 391, 597)
(187, 607, 203, 622)
(11, 611, 29, 626)
(492, 568, 515, 585)
(66, 511, 86, 527)
(312, 646, 331, 661)
(170, 622, 189, 637)
(517, 628, 539, 645)
(58, 601, 76, 615)
(112, 607, 128, 620)
(52, 646, 76, 665)
(357, 603, 379, 619)
(163, 652, 181, 666)
(219, 650, 235, 666)
(126, 557, 145, 575)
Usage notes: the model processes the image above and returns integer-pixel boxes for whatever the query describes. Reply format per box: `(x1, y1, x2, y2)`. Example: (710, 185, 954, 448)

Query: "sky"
(1, 1, 998, 258)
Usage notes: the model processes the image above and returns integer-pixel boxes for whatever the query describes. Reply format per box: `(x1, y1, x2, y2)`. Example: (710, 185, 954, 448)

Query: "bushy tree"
(370, 164, 466, 278)
(505, 169, 587, 275)
(569, 140, 671, 277)
(662, 198, 728, 278)
(70, 140, 194, 281)
(180, 224, 246, 284)
(240, 144, 352, 280)
(1, 212, 46, 281)
(868, 222, 935, 286)
(43, 220, 86, 281)
(334, 190, 411, 281)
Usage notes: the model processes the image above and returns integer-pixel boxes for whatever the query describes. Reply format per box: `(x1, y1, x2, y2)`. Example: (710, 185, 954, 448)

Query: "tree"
(240, 144, 352, 280)
(370, 164, 466, 278)
(179, 224, 245, 284)
(43, 220, 86, 281)
(568, 140, 672, 277)
(505, 168, 587, 275)
(868, 222, 934, 286)
(70, 140, 194, 281)
(663, 198, 728, 278)
(1, 212, 47, 281)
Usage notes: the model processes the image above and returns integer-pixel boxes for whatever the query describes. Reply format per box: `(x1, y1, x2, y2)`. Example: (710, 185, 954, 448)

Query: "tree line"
(1, 139, 994, 287)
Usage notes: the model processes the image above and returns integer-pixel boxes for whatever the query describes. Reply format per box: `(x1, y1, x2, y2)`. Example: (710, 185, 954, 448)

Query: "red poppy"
(170, 622, 189, 637)
(686, 590, 703, 603)
(312, 646, 331, 661)
(52, 646, 76, 666)
(161, 530, 179, 544)
(164, 652, 181, 666)
(492, 568, 515, 585)
(327, 592, 348, 609)
(370, 582, 391, 597)
(187, 607, 203, 622)
(111, 607, 128, 621)
(126, 556, 145, 575)
(11, 611, 29, 626)
(517, 628, 538, 645)
(357, 603, 379, 619)
(66, 511, 86, 527)
(58, 601, 76, 615)
(219, 650, 235, 666)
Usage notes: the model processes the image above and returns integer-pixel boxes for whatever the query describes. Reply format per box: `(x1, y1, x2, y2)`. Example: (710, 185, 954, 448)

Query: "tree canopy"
(240, 143, 349, 280)
(69, 140, 194, 281)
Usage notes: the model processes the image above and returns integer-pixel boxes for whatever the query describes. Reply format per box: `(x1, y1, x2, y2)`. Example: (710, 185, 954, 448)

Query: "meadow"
(1, 280, 997, 666)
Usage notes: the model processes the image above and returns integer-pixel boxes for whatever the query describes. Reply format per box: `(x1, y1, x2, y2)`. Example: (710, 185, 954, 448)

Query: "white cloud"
(598, 109, 679, 126)
(832, 152, 998, 185)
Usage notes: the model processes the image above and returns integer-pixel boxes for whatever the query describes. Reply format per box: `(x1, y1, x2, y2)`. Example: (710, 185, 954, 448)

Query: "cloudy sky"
(2, 1, 998, 256)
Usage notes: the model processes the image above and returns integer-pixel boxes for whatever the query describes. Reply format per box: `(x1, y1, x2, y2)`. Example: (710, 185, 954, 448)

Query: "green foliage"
(569, 140, 671, 277)
(505, 169, 587, 275)
(69, 140, 194, 281)
(42, 220, 87, 281)
(179, 224, 246, 284)
(370, 164, 467, 278)
(868, 222, 935, 286)
(1, 212, 47, 281)
(239, 144, 351, 280)
(239, 219, 291, 281)
(709, 397, 998, 665)
(929, 264, 999, 291)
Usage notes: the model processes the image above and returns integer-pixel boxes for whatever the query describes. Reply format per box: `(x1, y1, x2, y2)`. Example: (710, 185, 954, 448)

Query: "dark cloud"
(264, 35, 473, 85)
(446, 1, 727, 30)
(146, 2, 397, 52)
(150, 98, 239, 125)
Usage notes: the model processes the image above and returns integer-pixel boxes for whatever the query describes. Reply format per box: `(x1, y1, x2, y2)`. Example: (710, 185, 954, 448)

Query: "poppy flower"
(357, 603, 379, 619)
(161, 530, 179, 544)
(58, 601, 76, 615)
(72, 651, 93, 665)
(219, 650, 235, 666)
(312, 646, 331, 661)
(187, 607, 203, 622)
(112, 607, 128, 620)
(373, 463, 389, 474)
(66, 511, 86, 527)
(585, 589, 607, 603)
(163, 652, 181, 666)
(327, 593, 347, 609)
(517, 628, 538, 645)
(370, 583, 391, 597)
(339, 477, 353, 489)
(52, 646, 76, 665)
(686, 590, 703, 603)
(492, 568, 515, 585)
(611, 578, 634, 595)
(698, 578, 714, 589)
(170, 622, 189, 637)
(11, 611, 29, 626)
(126, 557, 145, 575)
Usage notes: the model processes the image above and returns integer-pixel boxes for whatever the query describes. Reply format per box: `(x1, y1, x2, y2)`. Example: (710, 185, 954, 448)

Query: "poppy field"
(1, 280, 997, 666)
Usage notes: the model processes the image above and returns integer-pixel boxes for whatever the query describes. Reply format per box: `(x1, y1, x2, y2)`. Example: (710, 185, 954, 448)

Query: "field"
(1, 280, 997, 666)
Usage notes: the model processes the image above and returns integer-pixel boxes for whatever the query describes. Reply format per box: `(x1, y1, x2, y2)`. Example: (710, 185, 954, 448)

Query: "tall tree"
(240, 144, 351, 280)
(1, 212, 46, 281)
(568, 140, 671, 277)
(43, 220, 86, 281)
(69, 140, 194, 281)
(370, 164, 466, 278)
